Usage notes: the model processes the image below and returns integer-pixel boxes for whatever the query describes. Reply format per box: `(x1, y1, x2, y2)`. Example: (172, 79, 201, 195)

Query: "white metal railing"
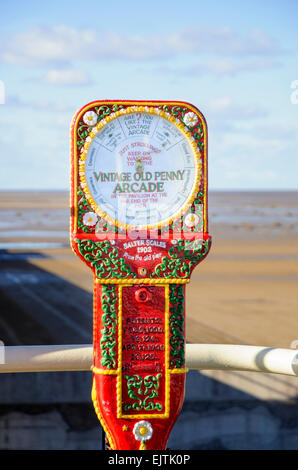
(0, 344, 298, 376)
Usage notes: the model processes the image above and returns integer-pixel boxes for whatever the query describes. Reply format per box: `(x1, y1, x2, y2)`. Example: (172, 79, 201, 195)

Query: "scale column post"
(70, 100, 211, 450)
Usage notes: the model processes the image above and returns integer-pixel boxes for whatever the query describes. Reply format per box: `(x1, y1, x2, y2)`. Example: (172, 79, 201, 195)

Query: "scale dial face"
(80, 108, 201, 229)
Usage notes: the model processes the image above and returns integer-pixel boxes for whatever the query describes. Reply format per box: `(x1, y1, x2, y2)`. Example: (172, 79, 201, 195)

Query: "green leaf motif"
(100, 285, 117, 369)
(151, 238, 211, 279)
(77, 124, 93, 149)
(123, 374, 163, 411)
(75, 239, 137, 280)
(77, 188, 94, 233)
(169, 285, 185, 368)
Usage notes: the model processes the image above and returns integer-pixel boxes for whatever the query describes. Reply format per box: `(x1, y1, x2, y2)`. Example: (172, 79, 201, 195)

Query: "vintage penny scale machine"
(70, 100, 211, 450)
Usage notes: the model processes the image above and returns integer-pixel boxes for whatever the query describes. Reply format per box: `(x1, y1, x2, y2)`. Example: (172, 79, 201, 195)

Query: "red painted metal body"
(70, 100, 211, 450)
(92, 283, 186, 450)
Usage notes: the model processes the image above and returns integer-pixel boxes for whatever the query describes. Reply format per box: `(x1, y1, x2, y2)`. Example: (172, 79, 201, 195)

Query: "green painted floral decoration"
(100, 285, 117, 369)
(123, 374, 163, 411)
(75, 239, 137, 279)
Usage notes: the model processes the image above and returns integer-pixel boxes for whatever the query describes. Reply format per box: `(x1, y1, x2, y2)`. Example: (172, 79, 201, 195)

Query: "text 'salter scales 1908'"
(70, 100, 211, 450)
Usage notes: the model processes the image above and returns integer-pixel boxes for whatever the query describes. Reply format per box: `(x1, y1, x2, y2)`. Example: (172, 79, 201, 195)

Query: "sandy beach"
(0, 190, 298, 450)
(0, 190, 297, 350)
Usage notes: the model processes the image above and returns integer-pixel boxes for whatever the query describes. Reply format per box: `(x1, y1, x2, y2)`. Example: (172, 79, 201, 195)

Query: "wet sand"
(0, 190, 298, 350)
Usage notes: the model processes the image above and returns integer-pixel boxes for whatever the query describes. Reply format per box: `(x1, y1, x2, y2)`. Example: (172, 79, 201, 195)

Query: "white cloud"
(154, 56, 281, 79)
(0, 25, 281, 67)
(42, 68, 92, 85)
(205, 96, 267, 120)
(207, 97, 233, 114)
(6, 94, 75, 112)
(210, 128, 290, 161)
(1, 26, 95, 66)
(208, 127, 298, 189)
(194, 58, 281, 76)
(168, 27, 280, 56)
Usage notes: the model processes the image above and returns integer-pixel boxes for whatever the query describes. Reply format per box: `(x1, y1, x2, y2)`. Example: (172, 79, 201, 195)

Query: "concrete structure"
(0, 368, 298, 450)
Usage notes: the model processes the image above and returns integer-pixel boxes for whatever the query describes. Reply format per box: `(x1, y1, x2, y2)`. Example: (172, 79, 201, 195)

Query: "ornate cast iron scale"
(70, 100, 211, 450)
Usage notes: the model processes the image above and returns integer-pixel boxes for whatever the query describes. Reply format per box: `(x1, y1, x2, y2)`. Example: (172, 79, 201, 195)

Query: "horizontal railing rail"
(0, 344, 298, 376)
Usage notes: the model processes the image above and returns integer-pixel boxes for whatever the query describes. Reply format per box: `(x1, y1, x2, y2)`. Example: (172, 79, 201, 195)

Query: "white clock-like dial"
(83, 111, 200, 228)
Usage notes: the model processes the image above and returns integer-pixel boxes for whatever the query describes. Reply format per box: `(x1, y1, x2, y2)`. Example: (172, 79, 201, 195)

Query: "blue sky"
(0, 0, 298, 190)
